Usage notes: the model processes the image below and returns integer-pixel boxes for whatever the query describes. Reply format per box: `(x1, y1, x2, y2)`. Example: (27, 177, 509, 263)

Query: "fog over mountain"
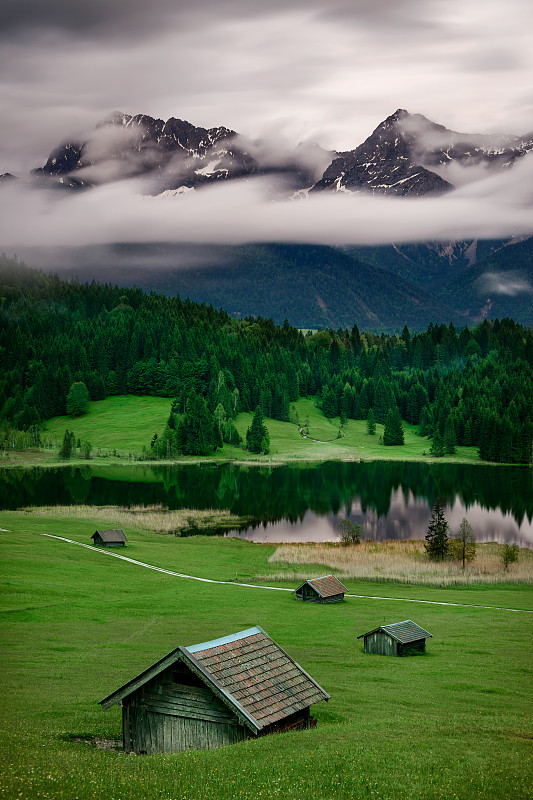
(1, 0, 533, 327)
(2, 108, 533, 254)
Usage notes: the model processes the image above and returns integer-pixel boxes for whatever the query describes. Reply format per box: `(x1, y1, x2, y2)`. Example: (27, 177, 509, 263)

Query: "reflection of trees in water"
(0, 462, 532, 537)
(345, 492, 431, 542)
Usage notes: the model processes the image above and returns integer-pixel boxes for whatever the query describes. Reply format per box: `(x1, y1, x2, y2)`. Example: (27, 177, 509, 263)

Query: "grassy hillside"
(1, 509, 532, 800)
(44, 396, 172, 452)
(36, 395, 482, 466)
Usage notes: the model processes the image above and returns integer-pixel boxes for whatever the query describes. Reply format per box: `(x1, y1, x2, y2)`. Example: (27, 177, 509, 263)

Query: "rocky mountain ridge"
(314, 109, 533, 196)
(6, 108, 533, 198)
(30, 111, 327, 194)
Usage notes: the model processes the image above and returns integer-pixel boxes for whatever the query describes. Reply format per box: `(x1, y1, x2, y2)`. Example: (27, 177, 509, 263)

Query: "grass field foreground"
(1, 508, 532, 800)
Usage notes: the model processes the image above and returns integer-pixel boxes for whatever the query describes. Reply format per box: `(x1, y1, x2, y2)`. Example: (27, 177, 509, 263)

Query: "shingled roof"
(93, 529, 127, 543)
(357, 620, 432, 643)
(296, 575, 348, 598)
(100, 626, 330, 734)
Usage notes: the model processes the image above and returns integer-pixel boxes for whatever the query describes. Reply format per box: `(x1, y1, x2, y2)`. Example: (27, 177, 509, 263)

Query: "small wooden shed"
(91, 529, 127, 547)
(294, 574, 348, 603)
(99, 625, 330, 754)
(357, 620, 432, 656)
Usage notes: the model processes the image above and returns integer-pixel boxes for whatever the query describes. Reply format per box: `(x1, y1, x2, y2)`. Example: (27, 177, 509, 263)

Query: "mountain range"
(2, 109, 533, 329)
(6, 107, 533, 197)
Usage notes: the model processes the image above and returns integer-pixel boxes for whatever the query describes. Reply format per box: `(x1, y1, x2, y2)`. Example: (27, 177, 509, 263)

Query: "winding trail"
(42, 534, 533, 613)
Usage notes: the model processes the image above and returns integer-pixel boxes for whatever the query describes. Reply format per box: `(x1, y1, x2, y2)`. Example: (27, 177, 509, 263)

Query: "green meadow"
(44, 395, 173, 454)
(26, 395, 482, 468)
(1, 509, 532, 800)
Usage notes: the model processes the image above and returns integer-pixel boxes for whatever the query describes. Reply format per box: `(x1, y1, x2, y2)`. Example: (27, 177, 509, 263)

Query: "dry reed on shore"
(25, 504, 245, 534)
(266, 540, 533, 586)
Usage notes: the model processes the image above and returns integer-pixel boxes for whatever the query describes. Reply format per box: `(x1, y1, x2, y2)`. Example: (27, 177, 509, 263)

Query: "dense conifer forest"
(1, 255, 532, 463)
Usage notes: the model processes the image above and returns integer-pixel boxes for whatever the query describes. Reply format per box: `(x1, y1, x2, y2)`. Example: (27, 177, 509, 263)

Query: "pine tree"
(59, 428, 75, 459)
(443, 416, 457, 454)
(321, 386, 337, 418)
(383, 406, 404, 445)
(425, 498, 449, 560)
(183, 391, 214, 456)
(366, 408, 376, 435)
(212, 420, 223, 450)
(430, 430, 445, 457)
(246, 406, 270, 454)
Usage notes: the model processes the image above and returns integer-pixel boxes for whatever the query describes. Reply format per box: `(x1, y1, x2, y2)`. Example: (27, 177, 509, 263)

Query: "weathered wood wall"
(363, 633, 427, 656)
(123, 675, 249, 753)
(92, 535, 125, 547)
(363, 631, 398, 656)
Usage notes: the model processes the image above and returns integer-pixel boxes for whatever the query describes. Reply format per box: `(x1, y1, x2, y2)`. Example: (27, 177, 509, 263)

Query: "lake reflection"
(228, 489, 533, 545)
(1, 460, 532, 545)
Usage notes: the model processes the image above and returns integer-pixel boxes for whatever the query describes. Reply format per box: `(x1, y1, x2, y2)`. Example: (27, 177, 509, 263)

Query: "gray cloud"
(479, 273, 533, 296)
(0, 0, 440, 41)
(1, 0, 532, 177)
(2, 150, 533, 252)
(1, 0, 532, 257)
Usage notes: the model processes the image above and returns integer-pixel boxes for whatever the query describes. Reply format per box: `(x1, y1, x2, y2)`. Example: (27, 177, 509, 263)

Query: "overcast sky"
(1, 0, 533, 253)
(2, 0, 533, 172)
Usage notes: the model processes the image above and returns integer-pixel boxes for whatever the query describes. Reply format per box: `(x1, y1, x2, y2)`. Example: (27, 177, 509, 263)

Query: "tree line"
(1, 255, 532, 463)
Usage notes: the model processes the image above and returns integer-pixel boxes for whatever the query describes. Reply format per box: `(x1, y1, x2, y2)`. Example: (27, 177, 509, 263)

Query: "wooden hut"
(91, 529, 127, 547)
(99, 625, 330, 754)
(294, 574, 348, 603)
(357, 620, 432, 656)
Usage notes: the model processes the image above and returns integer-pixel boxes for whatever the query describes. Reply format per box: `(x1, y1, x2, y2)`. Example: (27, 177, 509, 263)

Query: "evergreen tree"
(59, 428, 75, 459)
(443, 416, 457, 454)
(430, 430, 445, 457)
(223, 420, 242, 446)
(246, 406, 270, 454)
(321, 386, 337, 418)
(383, 406, 404, 445)
(374, 377, 395, 424)
(425, 498, 449, 560)
(182, 391, 215, 456)
(366, 408, 376, 435)
(212, 420, 223, 450)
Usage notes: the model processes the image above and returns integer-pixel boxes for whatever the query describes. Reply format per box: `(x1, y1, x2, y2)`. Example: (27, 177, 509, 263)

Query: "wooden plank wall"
(124, 675, 249, 753)
(363, 631, 398, 656)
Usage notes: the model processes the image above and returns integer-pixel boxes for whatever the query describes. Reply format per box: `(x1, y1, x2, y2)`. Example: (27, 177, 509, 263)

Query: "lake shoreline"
(0, 447, 510, 470)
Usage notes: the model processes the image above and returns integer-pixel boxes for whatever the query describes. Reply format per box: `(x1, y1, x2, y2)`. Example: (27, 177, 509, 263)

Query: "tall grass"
(267, 539, 533, 586)
(25, 504, 249, 535)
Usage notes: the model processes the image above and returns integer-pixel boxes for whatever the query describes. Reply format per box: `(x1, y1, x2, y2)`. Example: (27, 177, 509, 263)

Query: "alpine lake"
(2, 459, 532, 546)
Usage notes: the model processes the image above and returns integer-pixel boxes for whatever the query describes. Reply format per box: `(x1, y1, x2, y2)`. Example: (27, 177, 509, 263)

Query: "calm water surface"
(1, 460, 531, 545)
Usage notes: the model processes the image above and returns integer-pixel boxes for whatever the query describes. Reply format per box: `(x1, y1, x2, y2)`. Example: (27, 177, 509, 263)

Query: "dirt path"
(42, 534, 533, 613)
